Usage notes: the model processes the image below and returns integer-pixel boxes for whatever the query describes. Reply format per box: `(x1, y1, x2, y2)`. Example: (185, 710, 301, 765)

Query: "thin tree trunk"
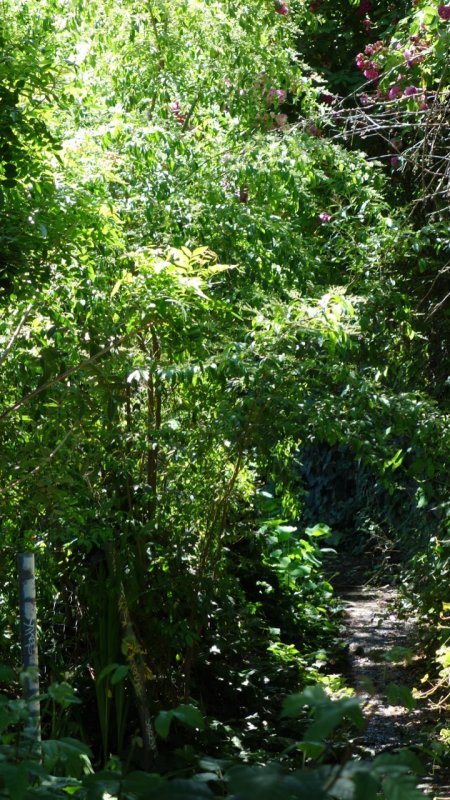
(18, 553, 41, 756)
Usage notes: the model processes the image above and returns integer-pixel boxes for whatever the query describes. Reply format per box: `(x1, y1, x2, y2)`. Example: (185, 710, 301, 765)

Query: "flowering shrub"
(354, 1, 450, 104)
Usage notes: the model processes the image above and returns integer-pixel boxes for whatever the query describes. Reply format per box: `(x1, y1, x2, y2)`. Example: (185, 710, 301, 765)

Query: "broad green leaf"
(110, 665, 129, 685)
(123, 771, 162, 795)
(97, 663, 120, 683)
(296, 740, 326, 759)
(386, 684, 417, 711)
(281, 685, 328, 717)
(381, 774, 427, 800)
(172, 703, 205, 731)
(155, 710, 174, 739)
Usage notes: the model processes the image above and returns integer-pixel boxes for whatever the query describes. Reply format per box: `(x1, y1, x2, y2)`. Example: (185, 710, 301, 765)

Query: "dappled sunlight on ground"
(339, 583, 450, 799)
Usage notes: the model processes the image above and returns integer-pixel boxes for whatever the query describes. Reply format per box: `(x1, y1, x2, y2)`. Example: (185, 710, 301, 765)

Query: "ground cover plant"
(0, 0, 449, 797)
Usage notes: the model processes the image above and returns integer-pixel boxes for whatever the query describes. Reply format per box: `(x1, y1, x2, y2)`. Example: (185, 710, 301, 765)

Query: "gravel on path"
(340, 582, 450, 799)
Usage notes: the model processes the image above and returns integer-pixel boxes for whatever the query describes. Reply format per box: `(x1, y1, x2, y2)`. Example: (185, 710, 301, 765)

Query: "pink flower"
(403, 48, 413, 66)
(363, 16, 373, 31)
(419, 100, 429, 110)
(359, 93, 371, 106)
(404, 85, 418, 96)
(267, 87, 287, 105)
(363, 66, 379, 80)
(356, 53, 366, 69)
(169, 100, 180, 113)
(390, 156, 399, 167)
(388, 85, 401, 100)
(438, 4, 450, 20)
(275, 2, 289, 14)
(318, 212, 332, 223)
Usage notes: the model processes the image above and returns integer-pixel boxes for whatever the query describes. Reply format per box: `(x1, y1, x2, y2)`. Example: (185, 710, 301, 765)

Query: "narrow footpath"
(334, 564, 450, 799)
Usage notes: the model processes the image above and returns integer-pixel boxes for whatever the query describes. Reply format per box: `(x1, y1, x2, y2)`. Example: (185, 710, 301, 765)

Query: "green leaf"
(154, 710, 174, 739)
(0, 763, 27, 800)
(353, 771, 380, 800)
(123, 771, 162, 795)
(383, 449, 404, 472)
(304, 523, 332, 538)
(110, 664, 129, 685)
(227, 764, 327, 800)
(47, 681, 81, 706)
(172, 703, 205, 731)
(96, 663, 120, 683)
(0, 665, 17, 683)
(374, 749, 425, 776)
(82, 770, 121, 800)
(381, 774, 427, 800)
(386, 684, 417, 711)
(296, 740, 326, 759)
(281, 685, 328, 717)
(155, 779, 214, 798)
(155, 704, 205, 740)
(383, 647, 413, 665)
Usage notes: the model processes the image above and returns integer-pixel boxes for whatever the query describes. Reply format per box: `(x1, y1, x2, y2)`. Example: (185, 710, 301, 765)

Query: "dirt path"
(338, 579, 450, 799)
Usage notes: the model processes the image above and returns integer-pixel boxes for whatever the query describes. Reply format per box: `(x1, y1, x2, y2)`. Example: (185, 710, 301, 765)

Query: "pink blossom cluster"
(169, 100, 186, 125)
(403, 40, 428, 68)
(356, 42, 383, 81)
(438, 4, 450, 20)
(274, 1, 289, 15)
(355, 0, 373, 31)
(387, 85, 402, 100)
(266, 87, 287, 105)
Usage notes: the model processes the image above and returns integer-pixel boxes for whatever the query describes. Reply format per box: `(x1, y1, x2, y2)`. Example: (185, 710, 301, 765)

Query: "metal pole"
(18, 553, 41, 751)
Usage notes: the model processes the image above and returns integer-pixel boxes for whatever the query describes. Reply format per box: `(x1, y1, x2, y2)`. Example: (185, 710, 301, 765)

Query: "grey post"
(18, 553, 41, 750)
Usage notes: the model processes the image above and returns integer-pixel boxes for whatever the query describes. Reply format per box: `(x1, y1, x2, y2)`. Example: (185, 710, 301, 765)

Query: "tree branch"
(0, 320, 155, 423)
(0, 301, 34, 371)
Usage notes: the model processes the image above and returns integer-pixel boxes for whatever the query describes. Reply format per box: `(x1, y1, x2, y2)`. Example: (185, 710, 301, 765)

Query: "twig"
(426, 290, 450, 319)
(3, 424, 78, 493)
(0, 319, 155, 423)
(0, 301, 34, 370)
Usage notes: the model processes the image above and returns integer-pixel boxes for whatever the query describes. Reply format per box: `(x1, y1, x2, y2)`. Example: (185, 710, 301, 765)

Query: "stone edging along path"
(340, 582, 450, 799)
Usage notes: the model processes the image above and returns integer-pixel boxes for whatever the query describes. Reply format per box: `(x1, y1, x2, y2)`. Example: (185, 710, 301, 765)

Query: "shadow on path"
(331, 559, 450, 799)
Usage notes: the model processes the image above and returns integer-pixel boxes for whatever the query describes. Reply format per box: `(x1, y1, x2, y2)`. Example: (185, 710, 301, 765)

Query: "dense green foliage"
(0, 0, 449, 797)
